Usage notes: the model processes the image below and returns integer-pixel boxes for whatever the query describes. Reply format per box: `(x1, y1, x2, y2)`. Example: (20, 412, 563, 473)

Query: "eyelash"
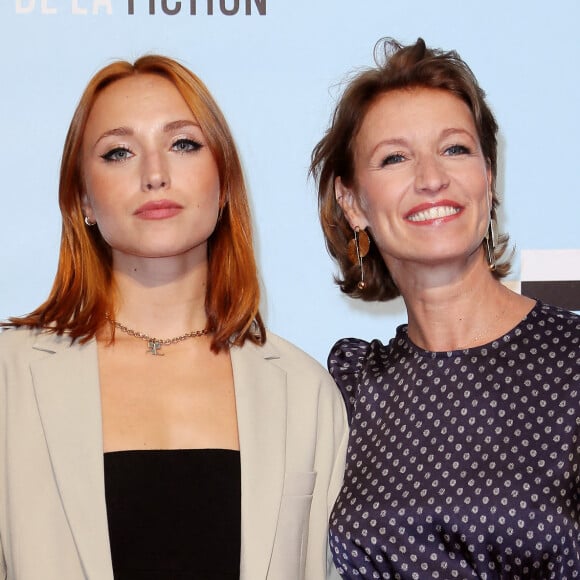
(445, 144, 470, 155)
(101, 147, 133, 163)
(380, 144, 471, 167)
(381, 152, 406, 167)
(100, 138, 203, 163)
(172, 138, 202, 153)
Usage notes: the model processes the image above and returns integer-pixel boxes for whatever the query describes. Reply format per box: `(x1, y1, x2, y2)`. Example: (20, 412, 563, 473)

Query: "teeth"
(407, 206, 460, 222)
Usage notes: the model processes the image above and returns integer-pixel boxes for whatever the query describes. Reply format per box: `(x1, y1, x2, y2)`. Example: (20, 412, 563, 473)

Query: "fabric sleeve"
(327, 338, 372, 425)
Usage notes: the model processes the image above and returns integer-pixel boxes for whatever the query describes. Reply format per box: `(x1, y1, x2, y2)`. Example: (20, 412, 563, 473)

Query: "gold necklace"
(106, 314, 209, 356)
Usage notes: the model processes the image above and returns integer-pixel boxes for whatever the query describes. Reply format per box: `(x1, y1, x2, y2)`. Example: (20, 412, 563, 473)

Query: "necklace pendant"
(147, 340, 164, 356)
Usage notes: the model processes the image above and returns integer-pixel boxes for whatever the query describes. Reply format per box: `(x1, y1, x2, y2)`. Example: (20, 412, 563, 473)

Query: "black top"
(328, 301, 580, 579)
(104, 448, 241, 579)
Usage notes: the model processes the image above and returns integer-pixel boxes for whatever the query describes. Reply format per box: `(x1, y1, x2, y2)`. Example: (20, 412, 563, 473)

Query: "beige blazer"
(0, 328, 347, 580)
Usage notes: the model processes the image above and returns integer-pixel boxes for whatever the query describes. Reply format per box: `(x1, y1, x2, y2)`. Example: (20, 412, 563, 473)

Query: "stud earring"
(347, 226, 370, 290)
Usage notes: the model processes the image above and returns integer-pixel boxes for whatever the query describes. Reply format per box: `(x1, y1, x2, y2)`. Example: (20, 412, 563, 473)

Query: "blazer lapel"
(31, 333, 113, 579)
(231, 339, 287, 580)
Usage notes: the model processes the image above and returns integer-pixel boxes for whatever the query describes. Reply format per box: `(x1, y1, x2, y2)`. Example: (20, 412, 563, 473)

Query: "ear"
(335, 177, 369, 230)
(81, 191, 95, 223)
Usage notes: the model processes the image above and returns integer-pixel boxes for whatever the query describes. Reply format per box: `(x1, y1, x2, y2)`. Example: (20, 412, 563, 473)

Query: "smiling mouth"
(406, 206, 461, 222)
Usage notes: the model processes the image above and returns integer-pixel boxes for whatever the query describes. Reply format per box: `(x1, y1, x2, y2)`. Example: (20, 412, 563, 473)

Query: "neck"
(108, 254, 209, 339)
(391, 254, 533, 352)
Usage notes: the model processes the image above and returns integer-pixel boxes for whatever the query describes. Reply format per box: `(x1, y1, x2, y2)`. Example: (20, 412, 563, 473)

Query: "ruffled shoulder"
(327, 337, 376, 424)
(327, 337, 373, 377)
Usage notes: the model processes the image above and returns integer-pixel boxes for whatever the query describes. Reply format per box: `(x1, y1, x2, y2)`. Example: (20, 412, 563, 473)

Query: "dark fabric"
(328, 302, 580, 579)
(104, 448, 241, 579)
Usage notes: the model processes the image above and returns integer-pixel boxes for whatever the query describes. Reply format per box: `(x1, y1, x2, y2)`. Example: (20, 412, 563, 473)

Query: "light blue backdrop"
(1, 0, 578, 363)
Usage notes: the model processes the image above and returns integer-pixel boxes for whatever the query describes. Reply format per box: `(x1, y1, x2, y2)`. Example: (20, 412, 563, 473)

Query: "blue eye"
(445, 144, 470, 156)
(382, 153, 406, 166)
(101, 147, 133, 162)
(172, 138, 202, 153)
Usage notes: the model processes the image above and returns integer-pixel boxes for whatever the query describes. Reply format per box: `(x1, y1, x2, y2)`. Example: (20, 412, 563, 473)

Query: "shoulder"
(528, 301, 580, 334)
(526, 303, 580, 368)
(536, 301, 580, 320)
(0, 327, 41, 354)
(0, 326, 75, 347)
(0, 328, 47, 398)
(245, 331, 348, 422)
(327, 336, 387, 381)
(326, 336, 390, 424)
(233, 330, 337, 388)
(263, 331, 334, 382)
(0, 327, 82, 366)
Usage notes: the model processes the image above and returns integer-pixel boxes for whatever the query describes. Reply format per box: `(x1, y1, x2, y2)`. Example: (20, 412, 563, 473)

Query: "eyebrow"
(93, 120, 201, 147)
(95, 126, 132, 143)
(164, 119, 200, 132)
(439, 127, 477, 140)
(368, 137, 408, 158)
(368, 128, 477, 157)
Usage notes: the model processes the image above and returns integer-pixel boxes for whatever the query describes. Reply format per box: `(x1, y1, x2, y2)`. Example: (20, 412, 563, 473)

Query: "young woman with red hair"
(0, 55, 347, 580)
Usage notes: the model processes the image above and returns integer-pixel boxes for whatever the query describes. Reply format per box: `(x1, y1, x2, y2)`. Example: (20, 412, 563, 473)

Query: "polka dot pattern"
(328, 302, 580, 579)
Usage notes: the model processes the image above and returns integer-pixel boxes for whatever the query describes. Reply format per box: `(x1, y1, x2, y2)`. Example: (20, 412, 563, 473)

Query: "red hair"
(6, 55, 265, 352)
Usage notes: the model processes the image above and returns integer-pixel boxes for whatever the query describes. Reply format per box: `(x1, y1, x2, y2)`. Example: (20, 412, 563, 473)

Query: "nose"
(414, 154, 449, 194)
(141, 152, 170, 192)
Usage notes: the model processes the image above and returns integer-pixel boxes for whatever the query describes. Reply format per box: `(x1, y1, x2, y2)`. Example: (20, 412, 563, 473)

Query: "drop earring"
(484, 217, 496, 271)
(347, 226, 370, 289)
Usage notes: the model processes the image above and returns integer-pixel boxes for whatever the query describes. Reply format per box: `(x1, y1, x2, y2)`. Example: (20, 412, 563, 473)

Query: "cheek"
(357, 177, 399, 223)
(83, 166, 132, 218)
(83, 186, 112, 218)
(475, 174, 492, 213)
(198, 166, 221, 209)
(82, 167, 109, 210)
(199, 193, 220, 220)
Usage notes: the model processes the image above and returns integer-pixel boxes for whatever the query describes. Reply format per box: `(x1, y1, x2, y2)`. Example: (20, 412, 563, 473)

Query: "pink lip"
(134, 199, 183, 220)
(404, 199, 463, 225)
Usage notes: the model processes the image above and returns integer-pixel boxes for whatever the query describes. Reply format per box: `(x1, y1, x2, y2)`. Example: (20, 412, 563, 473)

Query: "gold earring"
(347, 226, 370, 290)
(484, 217, 496, 271)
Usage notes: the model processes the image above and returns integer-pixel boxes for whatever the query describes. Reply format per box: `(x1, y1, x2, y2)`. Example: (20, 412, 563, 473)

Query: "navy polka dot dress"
(328, 302, 580, 579)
